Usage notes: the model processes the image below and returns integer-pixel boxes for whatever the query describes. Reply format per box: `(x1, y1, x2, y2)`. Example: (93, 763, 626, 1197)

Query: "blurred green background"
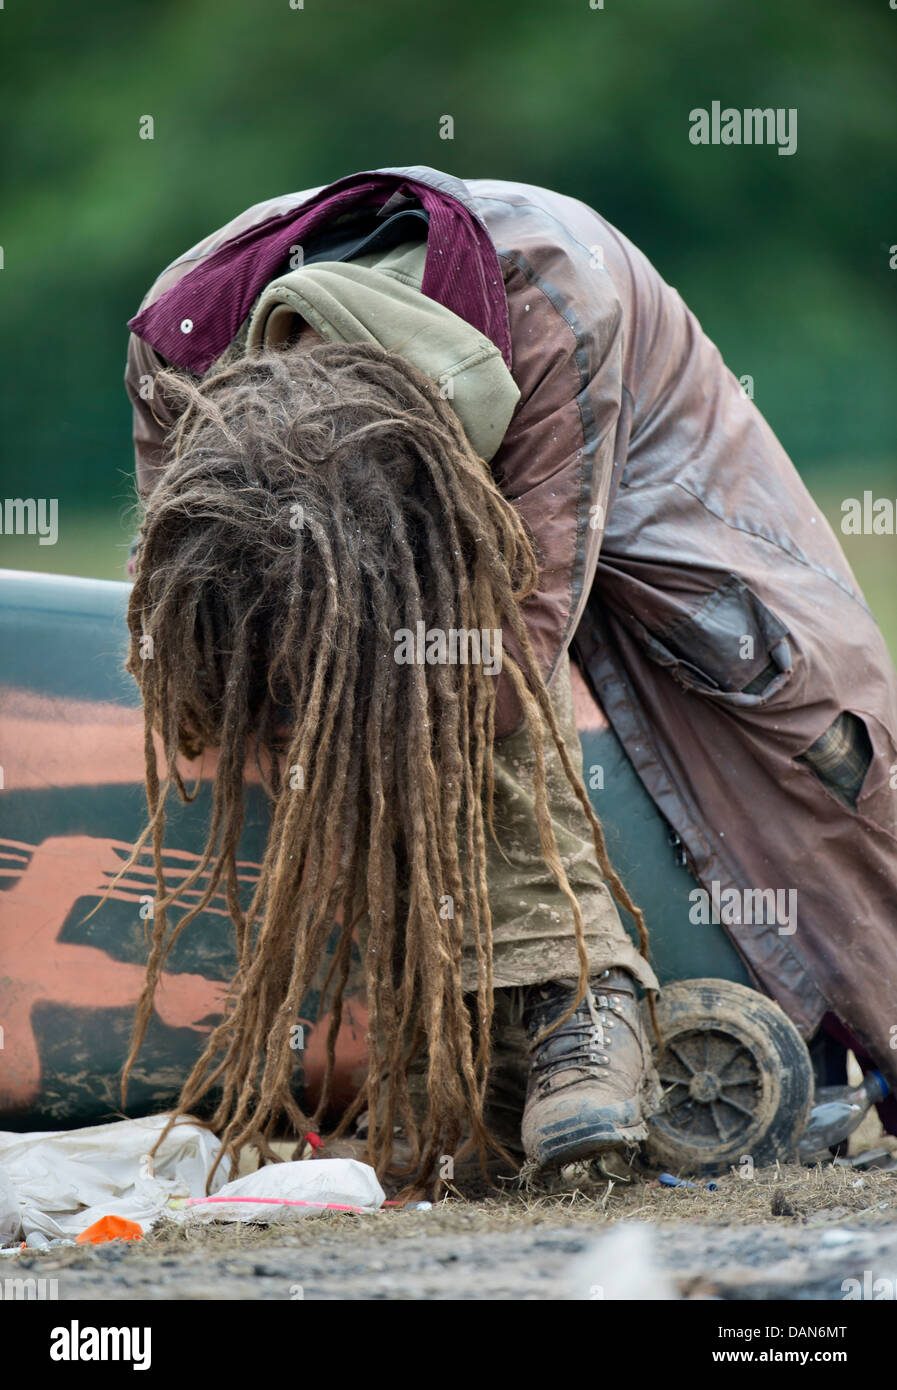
(1, 0, 895, 648)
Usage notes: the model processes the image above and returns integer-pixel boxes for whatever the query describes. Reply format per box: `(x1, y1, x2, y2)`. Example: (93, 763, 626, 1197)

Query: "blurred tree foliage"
(1, 0, 895, 515)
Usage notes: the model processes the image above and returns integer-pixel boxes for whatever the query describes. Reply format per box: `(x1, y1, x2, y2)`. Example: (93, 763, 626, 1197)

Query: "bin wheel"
(641, 978, 813, 1177)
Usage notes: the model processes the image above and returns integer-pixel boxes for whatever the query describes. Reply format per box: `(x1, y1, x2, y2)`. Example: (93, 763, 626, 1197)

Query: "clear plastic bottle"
(798, 1069, 890, 1162)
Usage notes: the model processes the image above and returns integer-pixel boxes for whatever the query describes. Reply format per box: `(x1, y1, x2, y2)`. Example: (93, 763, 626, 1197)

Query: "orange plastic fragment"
(76, 1215, 144, 1245)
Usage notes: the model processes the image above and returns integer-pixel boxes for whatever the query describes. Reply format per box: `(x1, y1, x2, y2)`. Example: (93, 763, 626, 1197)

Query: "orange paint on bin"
(75, 1215, 144, 1245)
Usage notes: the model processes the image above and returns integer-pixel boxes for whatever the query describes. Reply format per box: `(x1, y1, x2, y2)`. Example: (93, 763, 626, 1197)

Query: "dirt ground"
(9, 1054, 896, 1302)
(12, 1156, 897, 1301)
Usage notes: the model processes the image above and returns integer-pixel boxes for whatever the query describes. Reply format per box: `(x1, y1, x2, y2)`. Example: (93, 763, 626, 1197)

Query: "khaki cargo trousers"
(359, 656, 660, 1152)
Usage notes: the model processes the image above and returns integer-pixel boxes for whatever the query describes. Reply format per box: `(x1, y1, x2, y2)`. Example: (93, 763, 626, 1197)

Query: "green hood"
(245, 241, 519, 462)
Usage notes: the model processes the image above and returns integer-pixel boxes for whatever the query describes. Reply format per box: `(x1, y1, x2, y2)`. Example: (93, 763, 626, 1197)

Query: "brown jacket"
(126, 165, 897, 1086)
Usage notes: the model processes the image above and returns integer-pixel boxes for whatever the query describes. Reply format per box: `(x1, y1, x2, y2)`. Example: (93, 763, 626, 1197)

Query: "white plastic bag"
(0, 1163, 20, 1246)
(173, 1158, 385, 1224)
(0, 1114, 224, 1242)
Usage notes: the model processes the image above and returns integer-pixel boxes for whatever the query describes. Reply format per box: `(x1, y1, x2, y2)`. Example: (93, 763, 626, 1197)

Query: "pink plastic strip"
(183, 1195, 372, 1214)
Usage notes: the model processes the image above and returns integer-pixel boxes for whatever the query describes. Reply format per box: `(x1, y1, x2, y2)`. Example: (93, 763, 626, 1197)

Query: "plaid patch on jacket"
(798, 712, 873, 808)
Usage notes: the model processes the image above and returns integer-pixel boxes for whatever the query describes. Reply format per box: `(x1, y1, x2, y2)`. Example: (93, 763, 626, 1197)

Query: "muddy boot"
(521, 968, 654, 1169)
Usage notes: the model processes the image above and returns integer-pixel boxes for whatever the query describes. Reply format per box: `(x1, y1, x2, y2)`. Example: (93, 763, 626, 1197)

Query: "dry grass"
(126, 1160, 897, 1258)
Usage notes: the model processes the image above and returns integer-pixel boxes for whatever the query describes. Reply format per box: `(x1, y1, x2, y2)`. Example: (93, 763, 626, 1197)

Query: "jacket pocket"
(635, 574, 793, 706)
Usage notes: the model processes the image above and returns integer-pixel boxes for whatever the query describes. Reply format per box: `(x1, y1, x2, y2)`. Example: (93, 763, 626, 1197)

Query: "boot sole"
(529, 1101, 648, 1169)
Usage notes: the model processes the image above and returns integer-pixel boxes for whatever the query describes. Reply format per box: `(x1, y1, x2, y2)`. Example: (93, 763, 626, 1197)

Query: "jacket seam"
(471, 191, 637, 404)
(495, 247, 598, 687)
(635, 476, 872, 616)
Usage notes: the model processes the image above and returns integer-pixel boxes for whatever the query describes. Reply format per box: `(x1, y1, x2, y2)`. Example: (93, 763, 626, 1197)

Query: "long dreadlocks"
(121, 340, 653, 1192)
